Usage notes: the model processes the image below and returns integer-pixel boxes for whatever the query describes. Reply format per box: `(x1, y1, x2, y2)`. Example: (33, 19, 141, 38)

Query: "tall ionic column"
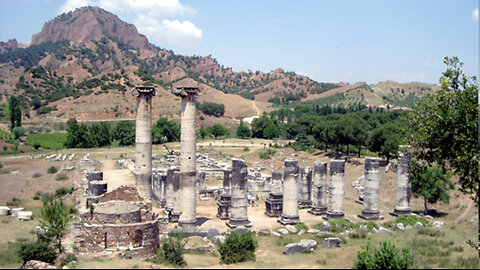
(359, 157, 383, 220)
(326, 159, 345, 220)
(132, 86, 156, 199)
(279, 159, 302, 225)
(298, 166, 313, 208)
(173, 86, 200, 227)
(226, 159, 251, 228)
(392, 145, 412, 216)
(309, 162, 327, 215)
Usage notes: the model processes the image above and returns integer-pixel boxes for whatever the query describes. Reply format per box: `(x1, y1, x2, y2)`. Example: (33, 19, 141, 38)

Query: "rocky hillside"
(0, 6, 438, 125)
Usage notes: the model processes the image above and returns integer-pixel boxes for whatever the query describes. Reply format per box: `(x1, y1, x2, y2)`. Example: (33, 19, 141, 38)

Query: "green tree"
(251, 113, 280, 139)
(366, 123, 404, 161)
(408, 57, 478, 202)
(236, 119, 251, 139)
(152, 117, 180, 144)
(17, 240, 56, 264)
(64, 118, 89, 148)
(12, 126, 24, 140)
(113, 120, 135, 146)
(209, 123, 228, 139)
(353, 241, 414, 269)
(39, 194, 73, 253)
(410, 163, 454, 214)
(198, 125, 209, 140)
(8, 95, 22, 130)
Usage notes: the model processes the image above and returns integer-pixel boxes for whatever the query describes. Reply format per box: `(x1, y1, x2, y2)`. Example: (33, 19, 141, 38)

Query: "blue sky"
(0, 0, 478, 85)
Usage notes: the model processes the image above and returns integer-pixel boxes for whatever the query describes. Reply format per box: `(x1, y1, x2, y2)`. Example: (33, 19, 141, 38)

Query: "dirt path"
(455, 200, 475, 223)
(252, 100, 261, 115)
(101, 159, 135, 191)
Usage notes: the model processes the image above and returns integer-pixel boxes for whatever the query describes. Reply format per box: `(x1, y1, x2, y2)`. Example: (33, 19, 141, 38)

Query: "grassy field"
(26, 133, 67, 149)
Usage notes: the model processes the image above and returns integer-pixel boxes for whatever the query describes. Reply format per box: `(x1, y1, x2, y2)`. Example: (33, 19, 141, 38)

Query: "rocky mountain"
(0, 6, 438, 126)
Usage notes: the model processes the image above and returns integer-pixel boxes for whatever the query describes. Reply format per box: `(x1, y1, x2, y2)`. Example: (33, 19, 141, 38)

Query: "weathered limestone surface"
(132, 86, 156, 199)
(174, 85, 199, 228)
(165, 167, 176, 211)
(217, 168, 232, 219)
(392, 145, 412, 216)
(171, 170, 181, 223)
(226, 159, 251, 228)
(309, 162, 327, 215)
(279, 159, 302, 225)
(152, 169, 167, 207)
(88, 180, 107, 196)
(327, 159, 345, 219)
(298, 166, 313, 208)
(359, 157, 383, 220)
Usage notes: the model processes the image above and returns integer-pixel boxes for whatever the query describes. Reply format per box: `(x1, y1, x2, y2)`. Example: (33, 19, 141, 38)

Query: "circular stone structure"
(89, 181, 108, 196)
(93, 201, 141, 224)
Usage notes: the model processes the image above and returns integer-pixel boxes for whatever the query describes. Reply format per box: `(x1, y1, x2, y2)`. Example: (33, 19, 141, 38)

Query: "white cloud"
(473, 9, 478, 22)
(58, 0, 202, 45)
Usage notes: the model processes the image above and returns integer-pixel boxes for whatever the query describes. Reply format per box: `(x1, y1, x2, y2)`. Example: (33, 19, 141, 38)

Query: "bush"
(353, 241, 414, 269)
(12, 127, 24, 139)
(47, 166, 58, 174)
(17, 240, 56, 264)
(259, 149, 276, 159)
(59, 253, 76, 268)
(218, 231, 257, 264)
(33, 173, 42, 178)
(152, 234, 186, 267)
(55, 172, 68, 181)
(55, 187, 74, 197)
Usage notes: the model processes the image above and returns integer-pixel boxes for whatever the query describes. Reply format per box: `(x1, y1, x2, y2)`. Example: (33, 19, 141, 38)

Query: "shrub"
(152, 234, 186, 267)
(33, 173, 42, 178)
(6, 197, 21, 207)
(353, 241, 414, 269)
(417, 228, 445, 237)
(33, 191, 43, 200)
(259, 149, 276, 159)
(218, 231, 257, 264)
(59, 253, 76, 268)
(55, 187, 74, 197)
(55, 172, 68, 181)
(47, 166, 58, 174)
(17, 240, 56, 264)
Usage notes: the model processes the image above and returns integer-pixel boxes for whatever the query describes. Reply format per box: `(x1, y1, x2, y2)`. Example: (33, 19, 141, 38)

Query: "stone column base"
(169, 211, 181, 223)
(179, 220, 198, 228)
(160, 199, 167, 208)
(325, 211, 344, 220)
(358, 210, 384, 220)
(308, 206, 327, 216)
(226, 218, 251, 228)
(265, 193, 283, 217)
(390, 208, 412, 217)
(298, 200, 313, 209)
(216, 197, 231, 220)
(278, 214, 302, 225)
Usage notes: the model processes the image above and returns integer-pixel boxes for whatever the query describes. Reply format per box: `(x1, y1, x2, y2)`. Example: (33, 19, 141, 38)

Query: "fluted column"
(392, 145, 412, 216)
(359, 157, 383, 220)
(226, 159, 251, 228)
(279, 158, 302, 225)
(327, 159, 345, 219)
(309, 162, 327, 215)
(298, 166, 313, 208)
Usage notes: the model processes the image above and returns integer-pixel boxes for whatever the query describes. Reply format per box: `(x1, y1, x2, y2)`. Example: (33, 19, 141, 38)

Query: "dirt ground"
(0, 139, 478, 269)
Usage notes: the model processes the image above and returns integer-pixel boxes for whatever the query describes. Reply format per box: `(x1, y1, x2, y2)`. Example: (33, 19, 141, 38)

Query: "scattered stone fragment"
(372, 227, 378, 233)
(396, 223, 405, 231)
(212, 235, 225, 245)
(307, 229, 320, 234)
(278, 228, 289, 235)
(433, 221, 446, 226)
(433, 225, 442, 231)
(300, 239, 317, 249)
(322, 237, 341, 248)
(358, 225, 368, 234)
(424, 215, 433, 220)
(377, 227, 391, 234)
(17, 211, 33, 221)
(22, 260, 56, 269)
(258, 230, 270, 236)
(283, 243, 307, 254)
(271, 231, 281, 237)
(298, 229, 305, 236)
(321, 221, 331, 231)
(317, 232, 334, 238)
(285, 225, 297, 234)
(10, 208, 24, 218)
(413, 222, 425, 229)
(0, 206, 10, 216)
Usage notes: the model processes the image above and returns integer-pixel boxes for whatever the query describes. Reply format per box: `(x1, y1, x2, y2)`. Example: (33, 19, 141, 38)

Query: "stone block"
(300, 239, 317, 249)
(0, 206, 10, 216)
(424, 215, 433, 220)
(377, 227, 391, 234)
(321, 221, 331, 231)
(285, 225, 297, 234)
(433, 221, 446, 226)
(17, 211, 33, 221)
(278, 228, 289, 235)
(283, 243, 306, 254)
(396, 223, 405, 231)
(207, 228, 220, 240)
(322, 237, 341, 248)
(271, 231, 281, 237)
(317, 232, 334, 238)
(433, 225, 442, 230)
(212, 235, 225, 245)
(413, 222, 425, 229)
(358, 225, 368, 234)
(298, 229, 305, 236)
(307, 229, 320, 234)
(11, 208, 24, 218)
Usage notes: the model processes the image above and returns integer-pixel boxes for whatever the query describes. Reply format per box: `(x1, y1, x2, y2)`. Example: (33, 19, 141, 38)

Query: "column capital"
(131, 86, 157, 97)
(173, 87, 201, 97)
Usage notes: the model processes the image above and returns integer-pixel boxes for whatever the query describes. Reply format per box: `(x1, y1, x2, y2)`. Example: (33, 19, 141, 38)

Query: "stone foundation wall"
(98, 186, 144, 202)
